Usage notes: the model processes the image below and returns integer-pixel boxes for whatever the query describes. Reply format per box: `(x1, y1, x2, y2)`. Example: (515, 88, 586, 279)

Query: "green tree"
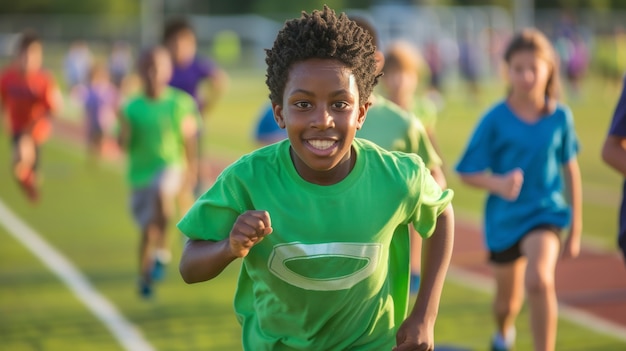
(0, 0, 138, 15)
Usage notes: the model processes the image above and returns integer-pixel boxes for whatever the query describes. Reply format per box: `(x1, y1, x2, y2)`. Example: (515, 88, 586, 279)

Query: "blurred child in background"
(118, 46, 199, 299)
(252, 102, 286, 147)
(601, 74, 626, 266)
(455, 28, 582, 351)
(163, 17, 228, 195)
(108, 41, 133, 91)
(73, 62, 119, 166)
(64, 40, 93, 90)
(380, 39, 443, 164)
(352, 17, 447, 296)
(0, 29, 62, 203)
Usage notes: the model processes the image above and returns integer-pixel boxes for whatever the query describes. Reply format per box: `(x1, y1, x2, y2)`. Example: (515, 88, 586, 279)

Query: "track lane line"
(0, 198, 155, 351)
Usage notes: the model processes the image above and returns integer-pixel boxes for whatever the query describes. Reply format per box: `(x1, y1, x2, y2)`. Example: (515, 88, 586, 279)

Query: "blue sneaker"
(410, 273, 421, 294)
(138, 280, 153, 299)
(151, 259, 166, 282)
(490, 328, 515, 351)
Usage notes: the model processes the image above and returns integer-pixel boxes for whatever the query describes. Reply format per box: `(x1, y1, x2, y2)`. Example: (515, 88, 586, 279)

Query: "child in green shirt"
(178, 6, 454, 350)
(118, 46, 199, 298)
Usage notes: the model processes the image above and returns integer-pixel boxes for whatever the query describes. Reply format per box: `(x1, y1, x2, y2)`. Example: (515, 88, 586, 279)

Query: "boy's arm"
(601, 135, 626, 177)
(201, 68, 228, 118)
(180, 210, 272, 283)
(394, 204, 454, 351)
(562, 158, 582, 259)
(179, 238, 237, 283)
(181, 114, 199, 188)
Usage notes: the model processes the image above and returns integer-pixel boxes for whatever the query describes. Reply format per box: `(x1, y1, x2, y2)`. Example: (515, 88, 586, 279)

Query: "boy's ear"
(356, 101, 371, 130)
(272, 103, 286, 129)
(375, 51, 385, 75)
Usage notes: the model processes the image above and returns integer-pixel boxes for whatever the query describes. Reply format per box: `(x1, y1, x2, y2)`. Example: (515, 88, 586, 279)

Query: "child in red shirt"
(0, 30, 61, 202)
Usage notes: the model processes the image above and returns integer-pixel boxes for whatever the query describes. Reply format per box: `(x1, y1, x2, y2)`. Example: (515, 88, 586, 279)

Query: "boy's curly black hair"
(265, 6, 378, 106)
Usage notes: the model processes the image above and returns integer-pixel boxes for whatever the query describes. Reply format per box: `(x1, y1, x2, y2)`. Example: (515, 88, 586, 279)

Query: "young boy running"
(0, 29, 62, 203)
(178, 6, 454, 350)
(118, 46, 199, 298)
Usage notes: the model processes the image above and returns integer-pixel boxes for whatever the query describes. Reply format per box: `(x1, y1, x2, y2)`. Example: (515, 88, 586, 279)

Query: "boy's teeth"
(309, 140, 335, 150)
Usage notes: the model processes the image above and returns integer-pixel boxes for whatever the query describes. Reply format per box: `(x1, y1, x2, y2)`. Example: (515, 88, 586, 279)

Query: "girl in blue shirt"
(455, 28, 582, 351)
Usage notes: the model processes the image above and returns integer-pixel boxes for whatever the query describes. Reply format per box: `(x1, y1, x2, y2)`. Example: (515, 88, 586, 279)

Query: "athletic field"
(2, 68, 626, 350)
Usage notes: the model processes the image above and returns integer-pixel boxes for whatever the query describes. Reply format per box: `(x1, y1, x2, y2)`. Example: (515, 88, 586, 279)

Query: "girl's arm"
(601, 135, 626, 177)
(394, 204, 454, 351)
(458, 168, 524, 201)
(179, 210, 273, 284)
(562, 158, 582, 259)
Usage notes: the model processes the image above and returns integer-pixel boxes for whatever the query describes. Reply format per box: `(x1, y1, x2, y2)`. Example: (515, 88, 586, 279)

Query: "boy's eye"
(332, 101, 349, 109)
(294, 101, 311, 109)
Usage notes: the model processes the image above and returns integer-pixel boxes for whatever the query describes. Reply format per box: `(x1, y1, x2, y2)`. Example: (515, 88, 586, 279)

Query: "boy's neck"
(145, 85, 167, 99)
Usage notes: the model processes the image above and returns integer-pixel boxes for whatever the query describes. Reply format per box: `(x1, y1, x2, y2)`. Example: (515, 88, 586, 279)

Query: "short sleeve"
(409, 161, 454, 238)
(455, 114, 493, 174)
(196, 57, 217, 79)
(608, 76, 626, 137)
(560, 107, 580, 164)
(176, 90, 202, 129)
(177, 169, 244, 241)
(0, 73, 7, 102)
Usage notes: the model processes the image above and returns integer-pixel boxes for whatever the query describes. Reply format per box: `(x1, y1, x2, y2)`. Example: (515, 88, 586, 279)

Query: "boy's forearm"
(179, 238, 237, 283)
(184, 135, 199, 184)
(409, 204, 454, 323)
(601, 136, 626, 177)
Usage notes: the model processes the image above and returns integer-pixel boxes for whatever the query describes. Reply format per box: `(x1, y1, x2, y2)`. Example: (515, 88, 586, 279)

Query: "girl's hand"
(229, 210, 273, 258)
(495, 168, 524, 201)
(561, 228, 581, 259)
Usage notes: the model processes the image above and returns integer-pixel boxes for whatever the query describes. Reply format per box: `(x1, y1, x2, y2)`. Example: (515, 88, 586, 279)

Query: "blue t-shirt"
(455, 100, 579, 251)
(607, 75, 626, 244)
(253, 103, 287, 144)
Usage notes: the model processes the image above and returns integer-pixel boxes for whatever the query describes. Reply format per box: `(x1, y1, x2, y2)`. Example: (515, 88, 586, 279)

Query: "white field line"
(447, 267, 626, 343)
(0, 199, 155, 351)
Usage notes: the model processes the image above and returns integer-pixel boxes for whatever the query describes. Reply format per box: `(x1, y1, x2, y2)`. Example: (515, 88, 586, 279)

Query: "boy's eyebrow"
(288, 89, 352, 97)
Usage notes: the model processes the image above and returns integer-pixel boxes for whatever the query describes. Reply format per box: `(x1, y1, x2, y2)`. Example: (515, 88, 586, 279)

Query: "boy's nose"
(311, 108, 335, 129)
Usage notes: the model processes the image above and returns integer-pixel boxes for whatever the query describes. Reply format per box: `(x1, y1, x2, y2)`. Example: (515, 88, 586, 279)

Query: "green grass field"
(1, 68, 626, 350)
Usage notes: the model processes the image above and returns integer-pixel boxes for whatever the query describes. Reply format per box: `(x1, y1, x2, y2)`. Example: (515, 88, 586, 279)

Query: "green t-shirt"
(412, 95, 439, 131)
(122, 87, 198, 188)
(177, 138, 453, 350)
(358, 95, 441, 169)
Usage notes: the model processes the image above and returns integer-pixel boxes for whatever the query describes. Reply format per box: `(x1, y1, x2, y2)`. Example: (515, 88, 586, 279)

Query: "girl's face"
(507, 49, 551, 98)
(273, 58, 368, 185)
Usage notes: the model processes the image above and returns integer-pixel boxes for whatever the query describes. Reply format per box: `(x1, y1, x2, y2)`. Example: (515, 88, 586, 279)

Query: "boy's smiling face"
(273, 58, 369, 185)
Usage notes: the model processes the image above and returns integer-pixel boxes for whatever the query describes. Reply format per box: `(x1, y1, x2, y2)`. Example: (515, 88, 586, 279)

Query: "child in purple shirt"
(163, 17, 228, 117)
(602, 75, 626, 263)
(74, 63, 119, 164)
(163, 17, 228, 195)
